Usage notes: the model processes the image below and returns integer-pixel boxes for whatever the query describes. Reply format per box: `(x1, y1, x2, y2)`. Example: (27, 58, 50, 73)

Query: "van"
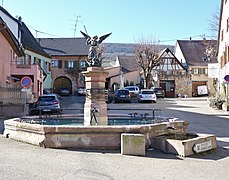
(197, 85, 208, 96)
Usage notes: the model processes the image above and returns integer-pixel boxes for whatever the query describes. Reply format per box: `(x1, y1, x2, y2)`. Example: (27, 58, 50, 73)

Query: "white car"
(137, 89, 157, 103)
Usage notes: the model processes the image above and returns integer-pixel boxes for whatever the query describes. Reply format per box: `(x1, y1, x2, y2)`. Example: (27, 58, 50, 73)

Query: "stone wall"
(174, 75, 192, 97)
(0, 104, 24, 118)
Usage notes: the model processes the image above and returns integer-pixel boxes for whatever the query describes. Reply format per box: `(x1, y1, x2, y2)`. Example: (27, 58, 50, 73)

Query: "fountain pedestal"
(82, 67, 109, 126)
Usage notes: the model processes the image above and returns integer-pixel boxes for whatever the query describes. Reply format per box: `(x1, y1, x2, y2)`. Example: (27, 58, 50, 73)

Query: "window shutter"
(73, 61, 78, 68)
(58, 60, 62, 68)
(65, 61, 68, 69)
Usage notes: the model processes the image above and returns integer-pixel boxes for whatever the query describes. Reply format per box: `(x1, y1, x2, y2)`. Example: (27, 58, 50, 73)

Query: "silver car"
(30, 94, 62, 115)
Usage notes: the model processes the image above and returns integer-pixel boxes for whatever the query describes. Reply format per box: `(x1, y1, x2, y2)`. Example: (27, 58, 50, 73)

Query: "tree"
(208, 7, 220, 39)
(134, 37, 161, 89)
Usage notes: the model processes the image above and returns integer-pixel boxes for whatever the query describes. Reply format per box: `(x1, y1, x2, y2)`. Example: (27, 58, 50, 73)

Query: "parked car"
(124, 86, 140, 95)
(29, 94, 62, 115)
(59, 88, 70, 96)
(114, 89, 131, 103)
(138, 89, 157, 103)
(77, 87, 86, 96)
(151, 87, 165, 98)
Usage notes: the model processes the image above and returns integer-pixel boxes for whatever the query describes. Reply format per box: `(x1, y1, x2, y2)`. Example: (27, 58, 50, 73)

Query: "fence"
(0, 87, 24, 105)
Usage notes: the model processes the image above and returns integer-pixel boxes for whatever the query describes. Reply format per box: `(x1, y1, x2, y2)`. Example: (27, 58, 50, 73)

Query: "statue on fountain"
(80, 31, 112, 67)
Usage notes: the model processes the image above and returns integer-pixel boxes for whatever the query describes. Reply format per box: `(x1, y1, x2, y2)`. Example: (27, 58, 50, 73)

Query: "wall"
(51, 55, 87, 94)
(218, 1, 229, 92)
(25, 50, 52, 90)
(0, 33, 12, 87)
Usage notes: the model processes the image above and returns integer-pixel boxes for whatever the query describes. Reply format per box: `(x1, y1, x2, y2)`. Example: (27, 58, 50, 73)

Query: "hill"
(102, 43, 174, 67)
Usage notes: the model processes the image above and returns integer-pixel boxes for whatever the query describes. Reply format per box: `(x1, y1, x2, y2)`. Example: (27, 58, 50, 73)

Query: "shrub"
(209, 94, 225, 109)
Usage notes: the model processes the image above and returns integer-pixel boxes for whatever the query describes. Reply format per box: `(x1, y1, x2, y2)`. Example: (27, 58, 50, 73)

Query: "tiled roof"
(20, 22, 50, 58)
(118, 55, 140, 73)
(177, 40, 217, 66)
(38, 38, 89, 56)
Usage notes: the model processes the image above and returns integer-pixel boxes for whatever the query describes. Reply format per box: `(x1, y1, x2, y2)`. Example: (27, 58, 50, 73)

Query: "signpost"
(193, 140, 212, 153)
(20, 76, 33, 116)
(21, 76, 33, 89)
(224, 75, 229, 112)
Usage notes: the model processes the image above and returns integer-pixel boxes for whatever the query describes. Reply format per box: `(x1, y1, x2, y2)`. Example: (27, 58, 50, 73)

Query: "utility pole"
(73, 15, 82, 37)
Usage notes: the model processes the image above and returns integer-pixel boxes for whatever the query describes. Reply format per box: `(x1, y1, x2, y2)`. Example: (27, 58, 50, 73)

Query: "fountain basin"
(151, 133, 217, 157)
(3, 118, 189, 150)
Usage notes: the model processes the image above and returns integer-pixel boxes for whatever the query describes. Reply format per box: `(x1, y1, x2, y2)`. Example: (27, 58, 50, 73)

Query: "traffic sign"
(21, 76, 33, 88)
(224, 75, 229, 82)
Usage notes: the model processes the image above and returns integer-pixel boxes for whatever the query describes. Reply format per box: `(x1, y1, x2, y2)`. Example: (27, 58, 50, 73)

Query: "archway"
(53, 76, 72, 94)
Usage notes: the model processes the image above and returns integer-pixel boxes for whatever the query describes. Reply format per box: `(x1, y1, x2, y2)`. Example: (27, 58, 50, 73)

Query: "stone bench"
(121, 133, 145, 156)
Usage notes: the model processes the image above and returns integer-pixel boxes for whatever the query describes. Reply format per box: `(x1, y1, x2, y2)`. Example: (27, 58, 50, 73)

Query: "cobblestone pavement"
(0, 97, 229, 179)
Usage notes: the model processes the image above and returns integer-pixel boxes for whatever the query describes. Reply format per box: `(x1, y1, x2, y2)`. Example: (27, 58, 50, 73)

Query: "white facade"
(174, 42, 187, 67)
(0, 10, 21, 43)
(218, 0, 229, 90)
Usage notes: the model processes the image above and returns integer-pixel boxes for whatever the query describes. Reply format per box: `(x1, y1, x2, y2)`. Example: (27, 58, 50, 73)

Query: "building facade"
(0, 6, 52, 99)
(218, 0, 229, 93)
(38, 38, 89, 94)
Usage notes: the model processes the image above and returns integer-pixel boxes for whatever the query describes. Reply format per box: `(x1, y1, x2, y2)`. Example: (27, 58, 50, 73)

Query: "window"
(25, 54, 31, 65)
(64, 60, 77, 69)
(227, 18, 229, 32)
(10, 49, 13, 63)
(80, 60, 88, 69)
(221, 30, 224, 41)
(226, 46, 229, 63)
(198, 68, 207, 75)
(48, 62, 51, 72)
(68, 61, 74, 68)
(52, 59, 62, 68)
(193, 68, 198, 74)
(52, 60, 58, 67)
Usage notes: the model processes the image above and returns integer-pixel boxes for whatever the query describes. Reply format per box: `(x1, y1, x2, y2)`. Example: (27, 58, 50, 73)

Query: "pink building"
(0, 17, 24, 87)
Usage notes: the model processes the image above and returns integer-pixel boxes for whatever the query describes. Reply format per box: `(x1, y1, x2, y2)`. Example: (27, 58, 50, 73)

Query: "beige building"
(38, 38, 89, 94)
(174, 40, 217, 96)
(105, 55, 141, 91)
(0, 17, 24, 88)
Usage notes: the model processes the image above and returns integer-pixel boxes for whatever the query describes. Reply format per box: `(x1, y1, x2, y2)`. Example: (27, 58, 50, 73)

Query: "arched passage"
(53, 76, 72, 94)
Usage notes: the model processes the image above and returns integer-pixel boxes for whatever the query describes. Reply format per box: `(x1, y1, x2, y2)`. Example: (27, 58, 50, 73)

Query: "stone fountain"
(2, 31, 217, 156)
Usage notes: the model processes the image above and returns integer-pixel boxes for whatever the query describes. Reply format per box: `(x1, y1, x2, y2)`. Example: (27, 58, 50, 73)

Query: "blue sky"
(2, 0, 220, 45)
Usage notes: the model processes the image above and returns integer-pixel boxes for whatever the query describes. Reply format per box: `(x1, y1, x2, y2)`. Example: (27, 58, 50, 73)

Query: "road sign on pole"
(224, 75, 229, 112)
(21, 76, 33, 88)
(224, 75, 229, 82)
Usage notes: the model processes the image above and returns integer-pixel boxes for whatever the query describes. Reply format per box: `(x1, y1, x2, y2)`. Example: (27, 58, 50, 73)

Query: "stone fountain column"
(82, 67, 109, 126)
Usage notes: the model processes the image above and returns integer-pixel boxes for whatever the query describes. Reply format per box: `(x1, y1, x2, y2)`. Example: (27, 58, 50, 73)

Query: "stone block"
(151, 133, 217, 157)
(121, 133, 145, 156)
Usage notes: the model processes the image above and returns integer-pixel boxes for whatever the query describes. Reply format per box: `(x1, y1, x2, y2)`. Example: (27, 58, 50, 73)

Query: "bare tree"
(135, 37, 161, 89)
(208, 7, 220, 39)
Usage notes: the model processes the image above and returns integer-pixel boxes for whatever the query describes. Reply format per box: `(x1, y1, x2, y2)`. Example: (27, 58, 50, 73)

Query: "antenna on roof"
(2, 0, 3, 7)
(73, 15, 82, 37)
(83, 25, 88, 35)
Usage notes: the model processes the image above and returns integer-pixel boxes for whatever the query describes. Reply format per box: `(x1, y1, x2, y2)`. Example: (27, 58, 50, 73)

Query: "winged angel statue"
(80, 31, 112, 67)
